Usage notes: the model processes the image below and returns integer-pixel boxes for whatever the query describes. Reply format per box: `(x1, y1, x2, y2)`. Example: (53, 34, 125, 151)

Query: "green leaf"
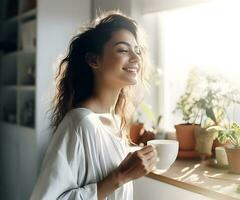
(140, 102, 155, 123)
(206, 108, 217, 124)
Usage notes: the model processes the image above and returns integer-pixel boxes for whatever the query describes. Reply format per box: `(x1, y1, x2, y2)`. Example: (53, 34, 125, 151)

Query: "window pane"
(145, 0, 240, 130)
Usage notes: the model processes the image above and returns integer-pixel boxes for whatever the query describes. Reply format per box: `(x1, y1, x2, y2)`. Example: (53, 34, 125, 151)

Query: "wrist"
(97, 170, 128, 200)
(111, 169, 129, 188)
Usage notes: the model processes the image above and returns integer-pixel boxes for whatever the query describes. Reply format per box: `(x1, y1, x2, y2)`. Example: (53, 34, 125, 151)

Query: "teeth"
(123, 68, 137, 73)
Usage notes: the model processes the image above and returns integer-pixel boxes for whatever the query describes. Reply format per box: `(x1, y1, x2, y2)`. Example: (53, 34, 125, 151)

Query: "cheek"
(104, 53, 128, 69)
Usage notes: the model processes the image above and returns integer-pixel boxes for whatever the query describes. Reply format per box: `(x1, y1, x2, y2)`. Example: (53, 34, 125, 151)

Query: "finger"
(143, 151, 156, 160)
(146, 148, 158, 160)
(146, 154, 158, 165)
(138, 145, 155, 154)
(144, 156, 157, 172)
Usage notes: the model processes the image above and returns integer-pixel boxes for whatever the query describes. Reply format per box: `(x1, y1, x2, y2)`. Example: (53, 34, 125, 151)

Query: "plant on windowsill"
(208, 122, 240, 174)
(174, 69, 240, 156)
(193, 73, 240, 156)
(174, 69, 201, 152)
(192, 77, 225, 156)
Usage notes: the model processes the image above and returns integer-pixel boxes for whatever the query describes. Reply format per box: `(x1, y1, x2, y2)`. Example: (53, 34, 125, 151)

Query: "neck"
(82, 83, 122, 114)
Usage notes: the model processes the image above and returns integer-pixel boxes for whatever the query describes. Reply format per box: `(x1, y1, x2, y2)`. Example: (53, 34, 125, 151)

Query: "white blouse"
(30, 108, 133, 200)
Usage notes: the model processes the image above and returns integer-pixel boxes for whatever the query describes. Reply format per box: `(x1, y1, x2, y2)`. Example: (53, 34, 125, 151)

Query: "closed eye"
(117, 49, 129, 53)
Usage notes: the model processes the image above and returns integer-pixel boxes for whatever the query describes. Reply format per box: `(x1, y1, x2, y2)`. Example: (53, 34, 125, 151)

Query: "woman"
(31, 11, 157, 200)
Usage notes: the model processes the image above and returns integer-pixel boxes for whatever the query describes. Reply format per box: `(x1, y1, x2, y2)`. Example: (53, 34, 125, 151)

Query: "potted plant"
(193, 74, 226, 156)
(174, 69, 201, 151)
(193, 73, 240, 156)
(209, 122, 240, 174)
(129, 121, 144, 145)
(175, 69, 240, 156)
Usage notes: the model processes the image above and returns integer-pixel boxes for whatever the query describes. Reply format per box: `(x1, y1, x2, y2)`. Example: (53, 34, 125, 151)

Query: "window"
(143, 0, 240, 131)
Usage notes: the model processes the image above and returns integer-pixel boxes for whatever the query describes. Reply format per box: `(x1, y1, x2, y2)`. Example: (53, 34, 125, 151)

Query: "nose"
(129, 50, 141, 64)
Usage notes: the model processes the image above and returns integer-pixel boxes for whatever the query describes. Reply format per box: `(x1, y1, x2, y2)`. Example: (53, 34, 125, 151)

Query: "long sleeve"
(30, 114, 99, 200)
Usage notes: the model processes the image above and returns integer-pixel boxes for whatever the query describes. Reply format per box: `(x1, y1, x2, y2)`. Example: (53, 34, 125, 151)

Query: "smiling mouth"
(122, 67, 138, 73)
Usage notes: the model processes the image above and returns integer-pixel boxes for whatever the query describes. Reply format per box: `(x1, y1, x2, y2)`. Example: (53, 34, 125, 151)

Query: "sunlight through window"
(149, 0, 240, 130)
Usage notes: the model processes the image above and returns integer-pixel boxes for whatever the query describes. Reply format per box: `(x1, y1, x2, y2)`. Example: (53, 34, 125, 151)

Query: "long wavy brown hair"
(50, 11, 151, 137)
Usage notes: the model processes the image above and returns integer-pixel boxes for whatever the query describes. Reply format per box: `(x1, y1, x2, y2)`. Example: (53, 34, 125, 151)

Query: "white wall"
(142, 0, 214, 13)
(36, 0, 91, 171)
(93, 0, 132, 16)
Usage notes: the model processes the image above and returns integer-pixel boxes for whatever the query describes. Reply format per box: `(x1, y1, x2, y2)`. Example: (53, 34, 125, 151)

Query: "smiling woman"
(30, 11, 157, 200)
(92, 29, 142, 87)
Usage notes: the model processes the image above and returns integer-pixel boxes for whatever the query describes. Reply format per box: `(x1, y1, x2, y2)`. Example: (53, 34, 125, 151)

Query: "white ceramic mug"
(147, 139, 179, 170)
(215, 146, 228, 166)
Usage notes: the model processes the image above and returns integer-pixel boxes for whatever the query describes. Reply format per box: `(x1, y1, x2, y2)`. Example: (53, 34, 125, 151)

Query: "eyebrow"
(113, 41, 137, 48)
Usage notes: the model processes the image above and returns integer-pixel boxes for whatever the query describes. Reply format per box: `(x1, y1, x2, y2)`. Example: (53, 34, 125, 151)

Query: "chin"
(116, 74, 139, 87)
(122, 78, 138, 86)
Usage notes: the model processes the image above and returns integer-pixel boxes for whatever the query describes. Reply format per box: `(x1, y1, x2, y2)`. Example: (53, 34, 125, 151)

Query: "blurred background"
(1, 0, 240, 199)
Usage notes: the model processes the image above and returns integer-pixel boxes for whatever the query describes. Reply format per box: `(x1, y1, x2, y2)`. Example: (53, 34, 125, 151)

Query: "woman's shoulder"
(53, 108, 100, 141)
(64, 107, 99, 130)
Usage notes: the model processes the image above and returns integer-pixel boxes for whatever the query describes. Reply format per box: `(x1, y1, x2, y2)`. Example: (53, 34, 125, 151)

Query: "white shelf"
(1, 51, 19, 58)
(0, 85, 18, 90)
(19, 49, 36, 54)
(19, 86, 35, 91)
(3, 8, 36, 24)
(4, 15, 18, 25)
(19, 8, 37, 21)
(0, 86, 35, 91)
(0, 120, 17, 126)
(3, 50, 35, 58)
(0, 120, 35, 132)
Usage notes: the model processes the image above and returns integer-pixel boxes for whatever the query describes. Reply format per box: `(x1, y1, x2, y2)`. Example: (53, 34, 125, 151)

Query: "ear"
(85, 52, 100, 69)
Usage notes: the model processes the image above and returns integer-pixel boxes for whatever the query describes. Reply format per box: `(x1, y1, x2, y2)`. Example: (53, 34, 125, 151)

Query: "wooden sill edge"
(146, 172, 239, 200)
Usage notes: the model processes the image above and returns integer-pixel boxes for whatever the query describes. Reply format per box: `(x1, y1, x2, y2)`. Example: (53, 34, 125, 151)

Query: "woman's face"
(95, 29, 141, 88)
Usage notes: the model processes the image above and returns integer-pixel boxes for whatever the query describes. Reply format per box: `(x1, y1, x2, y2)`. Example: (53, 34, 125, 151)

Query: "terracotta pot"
(194, 126, 216, 155)
(225, 147, 240, 174)
(175, 124, 198, 150)
(130, 123, 144, 144)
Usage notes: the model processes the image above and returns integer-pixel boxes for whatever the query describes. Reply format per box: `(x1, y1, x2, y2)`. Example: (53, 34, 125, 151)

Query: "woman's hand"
(97, 145, 157, 200)
(116, 145, 157, 185)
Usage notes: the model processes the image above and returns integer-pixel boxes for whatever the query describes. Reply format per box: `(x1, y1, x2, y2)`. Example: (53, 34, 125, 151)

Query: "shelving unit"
(0, 1, 37, 198)
(0, 0, 91, 199)
(0, 0, 36, 130)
